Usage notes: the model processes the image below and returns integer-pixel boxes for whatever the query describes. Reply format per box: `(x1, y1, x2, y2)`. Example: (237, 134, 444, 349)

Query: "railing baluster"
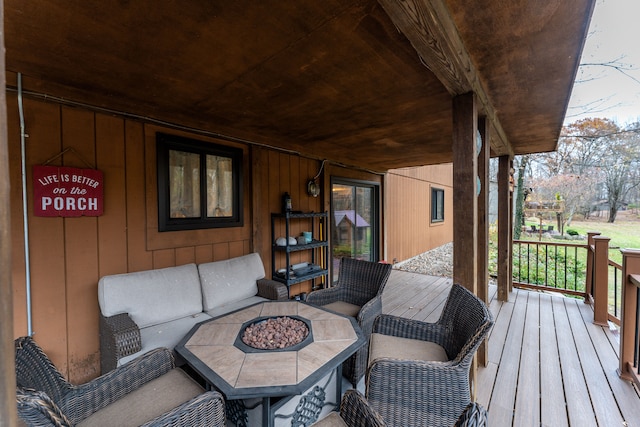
(544, 244, 548, 287)
(573, 247, 578, 291)
(553, 246, 558, 286)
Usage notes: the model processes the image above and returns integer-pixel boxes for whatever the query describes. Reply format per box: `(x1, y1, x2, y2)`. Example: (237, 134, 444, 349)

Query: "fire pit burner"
(241, 316, 309, 350)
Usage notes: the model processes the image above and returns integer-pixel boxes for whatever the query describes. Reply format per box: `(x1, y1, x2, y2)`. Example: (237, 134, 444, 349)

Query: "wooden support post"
(585, 232, 600, 303)
(497, 155, 512, 301)
(0, 2, 17, 422)
(619, 249, 640, 383)
(452, 92, 479, 397)
(508, 159, 514, 294)
(476, 116, 489, 367)
(592, 236, 610, 326)
(452, 92, 478, 293)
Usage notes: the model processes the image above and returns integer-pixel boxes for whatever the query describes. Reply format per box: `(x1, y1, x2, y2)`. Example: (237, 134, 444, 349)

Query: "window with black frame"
(431, 187, 444, 223)
(156, 133, 243, 231)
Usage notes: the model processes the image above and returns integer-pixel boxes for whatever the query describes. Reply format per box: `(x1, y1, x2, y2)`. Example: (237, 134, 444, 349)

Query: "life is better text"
(33, 165, 104, 217)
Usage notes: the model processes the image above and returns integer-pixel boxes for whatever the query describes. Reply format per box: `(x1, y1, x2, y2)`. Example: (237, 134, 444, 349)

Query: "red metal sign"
(33, 165, 104, 217)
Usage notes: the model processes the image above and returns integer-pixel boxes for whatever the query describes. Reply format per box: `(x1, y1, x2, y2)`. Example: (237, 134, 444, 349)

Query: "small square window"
(431, 188, 444, 223)
(157, 133, 243, 231)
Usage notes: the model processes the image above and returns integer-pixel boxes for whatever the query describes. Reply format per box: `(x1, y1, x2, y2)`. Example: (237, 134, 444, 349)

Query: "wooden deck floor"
(381, 269, 640, 427)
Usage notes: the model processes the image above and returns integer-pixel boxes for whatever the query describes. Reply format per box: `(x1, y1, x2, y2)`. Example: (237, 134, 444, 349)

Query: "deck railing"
(511, 239, 589, 298)
(512, 233, 624, 324)
(619, 252, 640, 389)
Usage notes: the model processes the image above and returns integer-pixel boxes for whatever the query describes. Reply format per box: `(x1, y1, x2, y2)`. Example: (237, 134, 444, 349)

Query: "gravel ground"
(393, 242, 453, 277)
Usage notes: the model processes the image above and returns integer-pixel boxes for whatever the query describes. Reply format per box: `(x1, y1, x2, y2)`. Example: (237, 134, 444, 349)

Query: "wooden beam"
(0, 0, 17, 422)
(497, 155, 512, 301)
(477, 116, 490, 367)
(452, 92, 478, 293)
(377, 0, 514, 157)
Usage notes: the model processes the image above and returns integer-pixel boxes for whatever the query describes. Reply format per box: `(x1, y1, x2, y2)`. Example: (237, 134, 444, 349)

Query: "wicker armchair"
(366, 283, 493, 426)
(15, 336, 226, 426)
(306, 258, 392, 386)
(312, 389, 488, 427)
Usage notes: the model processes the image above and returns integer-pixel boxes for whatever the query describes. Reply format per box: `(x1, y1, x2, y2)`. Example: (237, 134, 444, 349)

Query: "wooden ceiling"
(4, 0, 594, 172)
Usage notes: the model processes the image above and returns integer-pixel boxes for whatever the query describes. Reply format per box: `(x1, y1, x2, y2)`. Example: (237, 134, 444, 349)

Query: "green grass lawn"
(519, 210, 640, 265)
(567, 215, 640, 264)
(503, 210, 639, 314)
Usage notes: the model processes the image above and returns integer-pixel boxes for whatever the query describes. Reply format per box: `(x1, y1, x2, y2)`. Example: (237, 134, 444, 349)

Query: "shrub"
(566, 229, 579, 236)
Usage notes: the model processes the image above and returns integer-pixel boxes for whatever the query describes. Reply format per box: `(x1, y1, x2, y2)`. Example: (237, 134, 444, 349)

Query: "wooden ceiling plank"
(377, 0, 513, 157)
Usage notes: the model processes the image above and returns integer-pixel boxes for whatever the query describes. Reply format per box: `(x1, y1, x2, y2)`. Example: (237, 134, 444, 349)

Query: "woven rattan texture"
(366, 284, 493, 426)
(306, 258, 392, 386)
(100, 312, 142, 373)
(15, 336, 225, 426)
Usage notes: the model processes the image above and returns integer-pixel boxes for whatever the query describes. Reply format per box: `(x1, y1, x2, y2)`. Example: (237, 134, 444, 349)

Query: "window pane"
(169, 150, 200, 218)
(331, 181, 378, 282)
(206, 155, 234, 217)
(431, 188, 444, 222)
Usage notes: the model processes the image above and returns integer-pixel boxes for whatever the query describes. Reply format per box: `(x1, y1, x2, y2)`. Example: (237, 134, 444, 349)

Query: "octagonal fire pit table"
(175, 301, 366, 427)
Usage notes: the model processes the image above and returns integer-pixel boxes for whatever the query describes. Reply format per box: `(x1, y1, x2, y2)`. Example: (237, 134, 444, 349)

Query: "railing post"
(592, 236, 610, 326)
(619, 250, 640, 383)
(585, 232, 600, 303)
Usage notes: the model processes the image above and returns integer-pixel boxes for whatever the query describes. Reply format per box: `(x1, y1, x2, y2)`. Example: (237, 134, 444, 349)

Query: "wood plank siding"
(385, 165, 453, 263)
(9, 87, 341, 382)
(382, 269, 640, 427)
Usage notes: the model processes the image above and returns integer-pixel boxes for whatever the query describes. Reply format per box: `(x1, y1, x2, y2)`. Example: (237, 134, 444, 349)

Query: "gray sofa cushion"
(118, 312, 211, 366)
(98, 263, 203, 328)
(205, 295, 269, 318)
(198, 253, 266, 311)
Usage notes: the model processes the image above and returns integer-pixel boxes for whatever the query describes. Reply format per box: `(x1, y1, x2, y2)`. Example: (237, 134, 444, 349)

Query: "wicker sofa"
(98, 253, 288, 373)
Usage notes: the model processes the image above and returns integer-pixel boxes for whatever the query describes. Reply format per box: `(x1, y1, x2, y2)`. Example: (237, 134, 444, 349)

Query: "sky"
(565, 0, 640, 126)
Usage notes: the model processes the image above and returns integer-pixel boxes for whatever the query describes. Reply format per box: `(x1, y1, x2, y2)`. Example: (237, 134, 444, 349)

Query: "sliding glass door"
(330, 179, 379, 282)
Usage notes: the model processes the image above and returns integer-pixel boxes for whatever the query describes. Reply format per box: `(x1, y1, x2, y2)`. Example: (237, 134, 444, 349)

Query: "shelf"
(273, 239, 328, 253)
(272, 268, 328, 285)
(271, 210, 329, 291)
(271, 212, 327, 219)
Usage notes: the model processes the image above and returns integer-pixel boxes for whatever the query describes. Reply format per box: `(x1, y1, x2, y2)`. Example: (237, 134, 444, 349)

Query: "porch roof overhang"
(4, 0, 594, 173)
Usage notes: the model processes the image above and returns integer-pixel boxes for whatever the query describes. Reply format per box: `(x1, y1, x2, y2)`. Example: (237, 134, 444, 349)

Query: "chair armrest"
(17, 388, 73, 427)
(140, 390, 226, 427)
(454, 402, 488, 427)
(305, 286, 344, 306)
(100, 312, 142, 373)
(257, 278, 289, 300)
(340, 389, 386, 427)
(62, 348, 175, 423)
(357, 296, 382, 328)
(372, 314, 448, 347)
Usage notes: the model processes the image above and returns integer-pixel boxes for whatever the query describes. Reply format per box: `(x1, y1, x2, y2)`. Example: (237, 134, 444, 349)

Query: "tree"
(527, 118, 640, 224)
(513, 155, 530, 240)
(598, 123, 640, 222)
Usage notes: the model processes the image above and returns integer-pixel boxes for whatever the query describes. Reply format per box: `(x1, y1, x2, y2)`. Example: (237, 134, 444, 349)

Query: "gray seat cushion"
(77, 369, 203, 427)
(368, 333, 449, 364)
(323, 301, 361, 318)
(118, 313, 211, 366)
